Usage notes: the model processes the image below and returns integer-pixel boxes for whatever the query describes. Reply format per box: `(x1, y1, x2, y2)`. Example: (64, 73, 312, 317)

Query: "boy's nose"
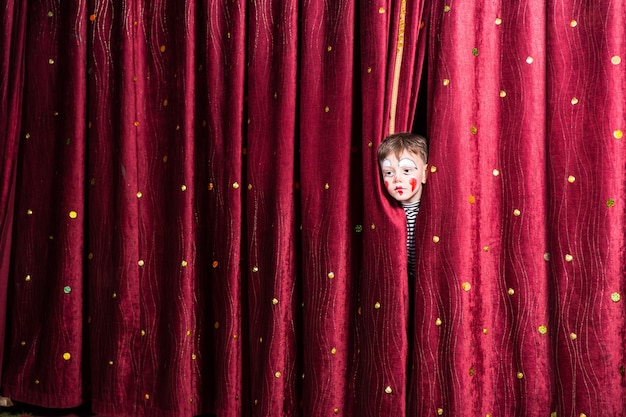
(393, 175, 401, 183)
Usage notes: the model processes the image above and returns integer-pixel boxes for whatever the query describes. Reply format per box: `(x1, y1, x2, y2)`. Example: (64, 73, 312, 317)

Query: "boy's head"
(377, 132, 428, 204)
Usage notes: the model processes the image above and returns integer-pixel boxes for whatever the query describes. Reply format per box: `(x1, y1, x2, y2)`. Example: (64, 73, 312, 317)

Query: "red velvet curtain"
(417, 1, 625, 416)
(2, 1, 626, 417)
(0, 1, 426, 416)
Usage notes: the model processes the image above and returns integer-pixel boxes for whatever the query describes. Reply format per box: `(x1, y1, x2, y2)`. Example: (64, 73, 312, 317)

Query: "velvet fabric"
(0, 0, 26, 389)
(1, 1, 625, 417)
(0, 1, 425, 416)
(416, 1, 626, 416)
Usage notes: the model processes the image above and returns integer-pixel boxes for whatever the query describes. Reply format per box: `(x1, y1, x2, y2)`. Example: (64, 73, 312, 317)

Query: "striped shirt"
(402, 201, 420, 278)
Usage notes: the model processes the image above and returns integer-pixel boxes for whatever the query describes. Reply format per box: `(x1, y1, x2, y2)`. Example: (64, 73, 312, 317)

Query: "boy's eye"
(403, 168, 414, 174)
(383, 170, 394, 177)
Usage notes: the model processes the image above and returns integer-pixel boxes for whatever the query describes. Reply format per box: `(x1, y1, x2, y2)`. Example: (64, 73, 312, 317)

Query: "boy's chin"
(386, 190, 419, 203)
(394, 195, 420, 204)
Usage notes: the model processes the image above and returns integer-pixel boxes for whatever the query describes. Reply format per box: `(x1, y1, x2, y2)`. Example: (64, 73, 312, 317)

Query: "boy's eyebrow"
(381, 159, 392, 167)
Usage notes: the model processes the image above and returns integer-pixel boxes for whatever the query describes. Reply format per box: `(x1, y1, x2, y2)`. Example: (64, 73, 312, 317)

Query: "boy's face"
(380, 150, 427, 204)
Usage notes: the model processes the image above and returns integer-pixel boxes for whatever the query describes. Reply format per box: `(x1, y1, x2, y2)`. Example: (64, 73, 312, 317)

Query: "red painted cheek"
(384, 180, 389, 188)
(410, 178, 417, 192)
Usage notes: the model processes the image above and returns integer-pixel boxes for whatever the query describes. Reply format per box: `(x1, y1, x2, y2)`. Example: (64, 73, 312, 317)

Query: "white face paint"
(398, 158, 418, 168)
(382, 159, 392, 167)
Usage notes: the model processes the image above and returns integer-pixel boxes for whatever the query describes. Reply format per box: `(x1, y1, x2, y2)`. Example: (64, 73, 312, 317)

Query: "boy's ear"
(422, 164, 428, 183)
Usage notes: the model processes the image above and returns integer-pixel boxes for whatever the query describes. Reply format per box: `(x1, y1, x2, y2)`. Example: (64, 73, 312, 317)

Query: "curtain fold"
(202, 1, 246, 415)
(244, 1, 298, 415)
(1, 0, 87, 408)
(0, 0, 26, 391)
(86, 2, 208, 416)
(546, 1, 625, 415)
(297, 1, 356, 415)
